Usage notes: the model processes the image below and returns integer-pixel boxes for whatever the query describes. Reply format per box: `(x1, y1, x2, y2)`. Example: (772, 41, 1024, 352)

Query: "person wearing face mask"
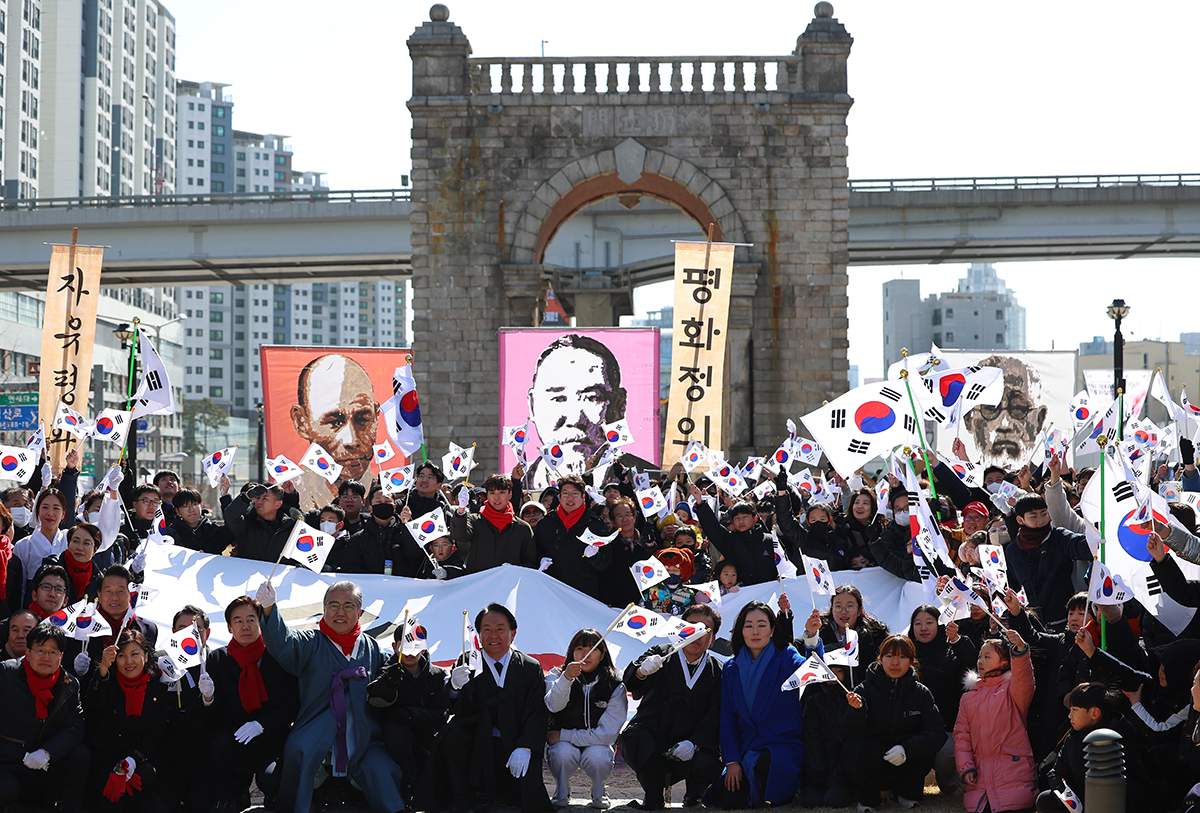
(869, 489, 920, 583)
(690, 484, 775, 586)
(80, 491, 125, 573)
(1003, 495, 1091, 630)
(773, 472, 850, 571)
(333, 486, 415, 576)
(165, 488, 232, 556)
(2, 487, 35, 543)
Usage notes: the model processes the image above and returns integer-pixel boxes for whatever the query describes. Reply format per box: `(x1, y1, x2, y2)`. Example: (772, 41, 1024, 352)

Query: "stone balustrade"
(468, 56, 802, 95)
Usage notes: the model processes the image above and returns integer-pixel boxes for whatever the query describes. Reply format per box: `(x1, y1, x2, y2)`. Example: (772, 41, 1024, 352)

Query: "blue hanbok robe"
(262, 608, 404, 813)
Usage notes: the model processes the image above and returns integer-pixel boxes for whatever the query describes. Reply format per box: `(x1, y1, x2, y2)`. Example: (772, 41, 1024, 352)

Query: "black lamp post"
(1107, 299, 1131, 398)
(113, 321, 138, 475)
(255, 402, 265, 483)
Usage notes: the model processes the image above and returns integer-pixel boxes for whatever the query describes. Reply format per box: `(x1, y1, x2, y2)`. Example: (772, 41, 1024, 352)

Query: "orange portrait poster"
(260, 346, 413, 509)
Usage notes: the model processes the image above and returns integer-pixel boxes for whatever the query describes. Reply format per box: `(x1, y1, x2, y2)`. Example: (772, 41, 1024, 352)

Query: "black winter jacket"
(844, 662, 947, 761)
(0, 658, 85, 765)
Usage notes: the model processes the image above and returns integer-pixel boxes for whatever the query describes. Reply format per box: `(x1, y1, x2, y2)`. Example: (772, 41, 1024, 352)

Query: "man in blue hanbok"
(256, 578, 405, 813)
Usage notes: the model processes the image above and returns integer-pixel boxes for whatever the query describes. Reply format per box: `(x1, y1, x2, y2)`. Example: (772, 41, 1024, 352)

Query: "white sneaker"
(896, 798, 920, 810)
(589, 797, 611, 809)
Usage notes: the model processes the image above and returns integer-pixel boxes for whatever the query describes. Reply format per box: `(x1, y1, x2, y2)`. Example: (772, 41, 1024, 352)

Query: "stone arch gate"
(408, 3, 853, 469)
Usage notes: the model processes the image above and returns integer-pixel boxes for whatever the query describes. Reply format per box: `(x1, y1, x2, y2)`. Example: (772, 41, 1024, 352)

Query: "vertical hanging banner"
(38, 240, 104, 472)
(662, 240, 735, 467)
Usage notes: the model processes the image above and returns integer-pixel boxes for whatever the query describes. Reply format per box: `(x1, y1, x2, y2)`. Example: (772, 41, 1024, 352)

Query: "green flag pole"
(898, 349, 939, 505)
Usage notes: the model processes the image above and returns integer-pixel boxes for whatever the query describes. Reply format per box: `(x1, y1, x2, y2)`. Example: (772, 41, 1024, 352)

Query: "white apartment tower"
(2, 0, 43, 199)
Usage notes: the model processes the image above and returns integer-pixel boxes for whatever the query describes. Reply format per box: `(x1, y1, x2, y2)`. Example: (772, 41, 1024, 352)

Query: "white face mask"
(986, 482, 1003, 494)
(892, 509, 910, 526)
(88, 511, 102, 524)
(320, 521, 338, 536)
(9, 507, 30, 527)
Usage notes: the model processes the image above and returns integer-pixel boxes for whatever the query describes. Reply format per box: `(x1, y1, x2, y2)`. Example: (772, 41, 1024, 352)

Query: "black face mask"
(372, 503, 396, 521)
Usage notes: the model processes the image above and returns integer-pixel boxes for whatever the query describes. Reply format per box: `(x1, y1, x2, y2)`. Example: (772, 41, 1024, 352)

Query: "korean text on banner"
(662, 241, 735, 467)
(39, 242, 104, 471)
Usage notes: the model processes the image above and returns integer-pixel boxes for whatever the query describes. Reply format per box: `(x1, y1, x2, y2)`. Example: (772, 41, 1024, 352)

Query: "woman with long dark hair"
(908, 604, 976, 795)
(544, 628, 628, 809)
(709, 601, 806, 809)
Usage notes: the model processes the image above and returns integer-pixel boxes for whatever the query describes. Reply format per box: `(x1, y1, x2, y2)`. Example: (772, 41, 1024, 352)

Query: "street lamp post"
(255, 402, 265, 483)
(1106, 299, 1131, 398)
(112, 315, 183, 480)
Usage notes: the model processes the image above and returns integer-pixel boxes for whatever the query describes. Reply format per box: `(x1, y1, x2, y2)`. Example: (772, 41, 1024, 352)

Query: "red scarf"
(28, 601, 51, 621)
(63, 555, 93, 600)
(556, 502, 587, 530)
(116, 671, 151, 717)
(23, 659, 58, 719)
(319, 619, 362, 657)
(481, 502, 513, 532)
(228, 637, 269, 713)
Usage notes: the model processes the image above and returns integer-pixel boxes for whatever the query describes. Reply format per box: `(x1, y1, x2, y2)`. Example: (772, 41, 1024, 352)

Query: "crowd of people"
(0, 429, 1199, 813)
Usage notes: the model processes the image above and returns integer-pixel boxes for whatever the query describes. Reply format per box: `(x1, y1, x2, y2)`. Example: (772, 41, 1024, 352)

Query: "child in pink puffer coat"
(953, 628, 1036, 813)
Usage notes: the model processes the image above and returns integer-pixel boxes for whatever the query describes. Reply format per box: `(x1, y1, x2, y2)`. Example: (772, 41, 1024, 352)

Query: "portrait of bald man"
(290, 354, 379, 504)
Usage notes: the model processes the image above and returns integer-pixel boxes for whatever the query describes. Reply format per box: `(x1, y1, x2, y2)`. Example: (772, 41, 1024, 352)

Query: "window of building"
(313, 319, 322, 329)
(996, 333, 1004, 343)
(213, 143, 225, 154)
(187, 102, 194, 110)
(236, 168, 245, 177)
(945, 308, 954, 319)
(235, 365, 245, 374)
(235, 381, 244, 390)
(996, 310, 1004, 319)
(274, 171, 285, 182)
(274, 317, 285, 327)
(236, 185, 245, 192)
(931, 309, 941, 326)
(185, 366, 192, 374)
(210, 329, 223, 341)
(210, 387, 223, 398)
(274, 333, 285, 343)
(235, 397, 245, 406)
(210, 292, 223, 303)
(210, 311, 223, 323)
(198, 140, 204, 148)
(933, 333, 941, 344)
(945, 332, 954, 342)
(273, 300, 284, 311)
(215, 107, 226, 118)
(187, 139, 193, 147)
(209, 368, 223, 378)
(235, 314, 244, 324)
(197, 159, 205, 167)
(275, 155, 286, 165)
(213, 126, 225, 136)
(236, 151, 245, 160)
(198, 103, 205, 111)
(213, 162, 224, 173)
(212, 181, 224, 192)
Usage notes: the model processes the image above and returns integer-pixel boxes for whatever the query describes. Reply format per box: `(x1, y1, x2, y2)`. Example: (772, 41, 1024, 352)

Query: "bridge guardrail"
(0, 188, 412, 211)
(849, 173, 1200, 192)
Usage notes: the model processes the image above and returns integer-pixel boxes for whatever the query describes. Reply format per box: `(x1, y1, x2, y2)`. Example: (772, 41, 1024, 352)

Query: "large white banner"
(139, 545, 928, 670)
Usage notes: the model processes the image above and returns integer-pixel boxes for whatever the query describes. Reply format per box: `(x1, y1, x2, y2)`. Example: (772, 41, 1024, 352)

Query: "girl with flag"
(84, 628, 169, 812)
(842, 634, 947, 812)
(953, 629, 1036, 813)
(708, 601, 807, 809)
(543, 628, 628, 809)
(909, 604, 977, 796)
(841, 487, 887, 570)
(821, 585, 889, 668)
(198, 596, 300, 813)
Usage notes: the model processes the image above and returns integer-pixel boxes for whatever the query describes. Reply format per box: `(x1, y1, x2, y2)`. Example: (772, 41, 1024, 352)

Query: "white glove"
(458, 488, 471, 510)
(637, 654, 664, 677)
(538, 557, 554, 572)
(506, 747, 531, 779)
(73, 652, 91, 676)
(256, 580, 276, 609)
(883, 745, 907, 766)
(198, 673, 215, 701)
(23, 749, 50, 771)
(434, 565, 447, 580)
(234, 721, 265, 744)
(128, 551, 147, 572)
(450, 664, 472, 691)
(667, 740, 695, 762)
(583, 544, 599, 558)
(117, 756, 137, 777)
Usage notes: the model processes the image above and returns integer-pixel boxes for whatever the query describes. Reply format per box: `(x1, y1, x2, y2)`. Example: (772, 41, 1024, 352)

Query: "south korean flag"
(165, 624, 205, 669)
(399, 615, 429, 656)
(801, 382, 920, 477)
(301, 442, 343, 484)
(0, 445, 38, 481)
(90, 409, 132, 446)
(281, 520, 336, 572)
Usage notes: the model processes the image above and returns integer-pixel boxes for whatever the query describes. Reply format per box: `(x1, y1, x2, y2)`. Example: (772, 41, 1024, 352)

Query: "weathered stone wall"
(408, 4, 852, 471)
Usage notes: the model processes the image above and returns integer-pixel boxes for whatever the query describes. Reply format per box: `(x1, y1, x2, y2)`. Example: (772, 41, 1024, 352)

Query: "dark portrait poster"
(498, 328, 661, 488)
(260, 346, 413, 509)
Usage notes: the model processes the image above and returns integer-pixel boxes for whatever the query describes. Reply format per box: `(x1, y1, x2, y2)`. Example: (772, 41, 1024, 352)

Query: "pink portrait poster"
(499, 328, 661, 489)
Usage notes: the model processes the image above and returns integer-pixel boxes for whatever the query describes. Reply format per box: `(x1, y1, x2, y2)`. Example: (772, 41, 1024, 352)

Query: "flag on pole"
(380, 365, 424, 456)
(614, 606, 671, 642)
(380, 464, 415, 496)
(635, 486, 668, 517)
(147, 504, 172, 544)
(764, 443, 794, 476)
(538, 442, 568, 476)
(300, 442, 343, 484)
(978, 544, 1008, 582)
(266, 455, 305, 484)
(26, 424, 45, 455)
(666, 620, 709, 650)
(785, 468, 816, 504)
(405, 507, 449, 546)
(751, 479, 775, 502)
(1150, 369, 1183, 424)
(281, 521, 336, 572)
(503, 423, 530, 456)
(781, 653, 839, 692)
(1075, 398, 1121, 456)
(441, 442, 476, 482)
(130, 332, 176, 418)
(773, 537, 798, 580)
(1053, 782, 1081, 812)
(801, 381, 921, 477)
(165, 624, 205, 669)
(202, 447, 238, 488)
(542, 286, 569, 324)
(824, 627, 860, 667)
(602, 419, 635, 448)
(791, 437, 823, 466)
(0, 445, 39, 481)
(803, 555, 835, 596)
(399, 615, 429, 656)
(373, 439, 397, 467)
(631, 558, 670, 592)
(53, 402, 92, 440)
(1088, 560, 1134, 606)
(580, 528, 620, 549)
(680, 440, 710, 473)
(1068, 390, 1093, 433)
(90, 408, 132, 446)
(914, 365, 1004, 426)
(938, 452, 983, 488)
(706, 458, 746, 497)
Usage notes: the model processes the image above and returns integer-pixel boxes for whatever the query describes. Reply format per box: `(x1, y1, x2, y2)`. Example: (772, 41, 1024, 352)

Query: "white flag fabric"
(602, 419, 635, 448)
(537, 443, 568, 477)
(1054, 782, 1082, 812)
(442, 442, 476, 482)
(824, 627, 860, 667)
(131, 332, 176, 418)
(503, 423, 530, 454)
(1068, 390, 1094, 433)
(803, 555, 835, 596)
(380, 365, 425, 456)
(978, 544, 1008, 582)
(1181, 386, 1200, 422)
(46, 599, 111, 641)
(666, 620, 710, 650)
(373, 439, 397, 467)
(764, 444, 795, 476)
(706, 458, 746, 497)
(399, 615, 429, 656)
(692, 580, 722, 607)
(267, 455, 305, 484)
(0, 445, 38, 481)
(90, 408, 132, 446)
(202, 447, 238, 488)
(751, 479, 775, 502)
(53, 402, 92, 440)
(281, 520, 336, 572)
(405, 507, 450, 546)
(381, 465, 415, 496)
(1150, 369, 1183, 424)
(165, 624, 205, 669)
(773, 538, 798, 580)
(614, 606, 672, 642)
(631, 558, 670, 592)
(300, 442, 343, 484)
(147, 504, 172, 544)
(1075, 398, 1121, 456)
(742, 457, 766, 482)
(680, 440, 710, 473)
(635, 486, 668, 517)
(25, 424, 45, 455)
(801, 381, 920, 477)
(914, 365, 1004, 426)
(782, 653, 838, 692)
(580, 528, 620, 548)
(791, 437, 824, 466)
(1088, 560, 1134, 606)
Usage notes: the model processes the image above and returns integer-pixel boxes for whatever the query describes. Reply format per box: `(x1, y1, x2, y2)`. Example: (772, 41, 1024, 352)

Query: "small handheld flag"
(631, 558, 670, 592)
(442, 442, 476, 482)
(602, 419, 635, 449)
(202, 447, 238, 488)
(165, 624, 205, 669)
(373, 439, 397, 467)
(781, 653, 838, 692)
(91, 409, 132, 446)
(281, 521, 336, 572)
(266, 455, 305, 484)
(381, 464, 415, 496)
(405, 507, 450, 546)
(301, 442, 344, 484)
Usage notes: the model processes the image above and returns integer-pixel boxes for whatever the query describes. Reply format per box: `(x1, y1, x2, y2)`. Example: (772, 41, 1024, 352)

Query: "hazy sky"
(170, 1, 1199, 379)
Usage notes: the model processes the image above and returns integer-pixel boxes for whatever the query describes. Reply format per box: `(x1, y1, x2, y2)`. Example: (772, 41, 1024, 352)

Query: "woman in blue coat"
(709, 600, 807, 809)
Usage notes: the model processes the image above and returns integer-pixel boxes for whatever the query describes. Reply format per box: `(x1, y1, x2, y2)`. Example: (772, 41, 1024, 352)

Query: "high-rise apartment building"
(181, 282, 407, 420)
(881, 264, 1027, 370)
(2, 0, 44, 199)
(40, 0, 177, 198)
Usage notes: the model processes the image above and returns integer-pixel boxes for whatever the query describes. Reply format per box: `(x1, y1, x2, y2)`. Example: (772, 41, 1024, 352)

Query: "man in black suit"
(620, 604, 724, 810)
(426, 603, 553, 813)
